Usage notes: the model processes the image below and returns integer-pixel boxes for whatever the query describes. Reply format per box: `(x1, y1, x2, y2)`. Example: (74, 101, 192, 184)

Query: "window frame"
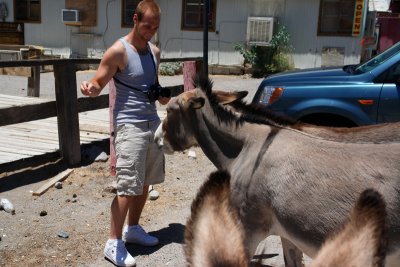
(121, 0, 140, 28)
(317, 0, 355, 36)
(14, 0, 41, 23)
(181, 0, 216, 32)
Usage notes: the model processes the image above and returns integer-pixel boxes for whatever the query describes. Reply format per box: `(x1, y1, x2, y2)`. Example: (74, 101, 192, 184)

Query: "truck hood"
(265, 66, 353, 84)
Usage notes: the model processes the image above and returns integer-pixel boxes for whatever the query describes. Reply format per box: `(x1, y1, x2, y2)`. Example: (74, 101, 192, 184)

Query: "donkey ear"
(214, 90, 248, 105)
(188, 97, 205, 109)
(310, 189, 387, 267)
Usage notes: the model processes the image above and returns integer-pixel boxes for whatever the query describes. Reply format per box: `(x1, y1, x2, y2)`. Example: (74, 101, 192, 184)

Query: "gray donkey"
(155, 76, 400, 266)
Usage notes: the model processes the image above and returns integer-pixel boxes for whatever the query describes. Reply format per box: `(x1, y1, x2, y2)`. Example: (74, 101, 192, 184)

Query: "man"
(80, 1, 169, 266)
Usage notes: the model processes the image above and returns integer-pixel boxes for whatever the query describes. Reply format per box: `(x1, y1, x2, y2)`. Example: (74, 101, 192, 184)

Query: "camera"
(147, 84, 171, 102)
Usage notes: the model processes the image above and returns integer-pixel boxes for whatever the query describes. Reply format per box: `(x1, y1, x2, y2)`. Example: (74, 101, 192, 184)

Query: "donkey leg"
(281, 237, 304, 267)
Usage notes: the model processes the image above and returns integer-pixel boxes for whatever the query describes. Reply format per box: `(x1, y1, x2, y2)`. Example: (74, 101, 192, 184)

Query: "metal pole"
(203, 0, 209, 77)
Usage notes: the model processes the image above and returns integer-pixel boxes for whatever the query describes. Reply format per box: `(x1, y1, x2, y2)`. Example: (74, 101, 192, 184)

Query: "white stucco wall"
(158, 0, 284, 66)
(1, 0, 368, 69)
(1, 0, 129, 58)
(282, 0, 365, 69)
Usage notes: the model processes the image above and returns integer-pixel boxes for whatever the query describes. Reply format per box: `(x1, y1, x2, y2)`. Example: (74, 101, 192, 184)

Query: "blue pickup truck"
(252, 41, 400, 126)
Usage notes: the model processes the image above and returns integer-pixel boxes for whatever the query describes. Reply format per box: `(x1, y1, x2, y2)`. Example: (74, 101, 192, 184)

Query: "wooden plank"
(77, 94, 108, 112)
(0, 134, 59, 146)
(0, 101, 57, 126)
(32, 169, 74, 196)
(0, 151, 24, 162)
(79, 123, 108, 134)
(0, 94, 47, 104)
(0, 146, 44, 156)
(0, 137, 58, 150)
(3, 126, 58, 137)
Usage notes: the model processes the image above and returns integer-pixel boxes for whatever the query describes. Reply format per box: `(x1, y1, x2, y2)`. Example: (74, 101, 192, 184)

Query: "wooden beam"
(0, 101, 57, 127)
(54, 62, 81, 165)
(0, 58, 101, 68)
(27, 66, 41, 97)
(77, 94, 109, 112)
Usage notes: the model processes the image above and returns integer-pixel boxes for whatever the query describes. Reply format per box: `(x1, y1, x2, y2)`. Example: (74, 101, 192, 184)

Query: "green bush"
(159, 62, 183, 76)
(265, 23, 294, 74)
(234, 22, 294, 77)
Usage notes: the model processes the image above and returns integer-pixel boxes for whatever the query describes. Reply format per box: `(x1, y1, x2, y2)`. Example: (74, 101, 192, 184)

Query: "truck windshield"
(354, 41, 400, 74)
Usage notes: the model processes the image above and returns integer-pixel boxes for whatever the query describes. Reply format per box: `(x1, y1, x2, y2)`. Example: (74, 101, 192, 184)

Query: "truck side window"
(374, 61, 400, 83)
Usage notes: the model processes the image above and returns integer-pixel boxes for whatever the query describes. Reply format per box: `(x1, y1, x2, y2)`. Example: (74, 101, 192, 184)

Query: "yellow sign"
(352, 0, 365, 36)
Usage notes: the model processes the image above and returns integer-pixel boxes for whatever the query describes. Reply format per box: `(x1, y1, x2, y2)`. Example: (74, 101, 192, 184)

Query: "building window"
(318, 0, 355, 36)
(14, 0, 41, 23)
(122, 0, 140, 27)
(181, 0, 216, 31)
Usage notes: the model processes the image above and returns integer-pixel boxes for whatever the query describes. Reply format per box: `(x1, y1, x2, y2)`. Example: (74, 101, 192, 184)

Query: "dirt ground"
(0, 142, 296, 267)
(0, 144, 222, 267)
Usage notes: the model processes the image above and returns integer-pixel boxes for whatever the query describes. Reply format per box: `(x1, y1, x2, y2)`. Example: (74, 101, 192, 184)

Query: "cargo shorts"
(114, 121, 165, 196)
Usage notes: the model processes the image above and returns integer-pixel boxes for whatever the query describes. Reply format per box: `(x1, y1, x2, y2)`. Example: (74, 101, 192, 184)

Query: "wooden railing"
(0, 57, 202, 166)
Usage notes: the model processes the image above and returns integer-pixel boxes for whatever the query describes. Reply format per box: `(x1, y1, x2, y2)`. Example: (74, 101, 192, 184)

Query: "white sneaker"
(123, 225, 159, 246)
(104, 239, 136, 267)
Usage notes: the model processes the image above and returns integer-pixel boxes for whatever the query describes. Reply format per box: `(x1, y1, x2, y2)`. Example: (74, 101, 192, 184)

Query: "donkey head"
(154, 76, 248, 154)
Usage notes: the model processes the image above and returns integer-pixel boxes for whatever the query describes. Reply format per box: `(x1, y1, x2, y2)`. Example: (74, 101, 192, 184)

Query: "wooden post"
(27, 66, 40, 97)
(183, 60, 203, 91)
(108, 79, 116, 176)
(53, 62, 81, 165)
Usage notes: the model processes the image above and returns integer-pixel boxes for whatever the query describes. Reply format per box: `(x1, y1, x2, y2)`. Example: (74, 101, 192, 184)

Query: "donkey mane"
(192, 74, 297, 128)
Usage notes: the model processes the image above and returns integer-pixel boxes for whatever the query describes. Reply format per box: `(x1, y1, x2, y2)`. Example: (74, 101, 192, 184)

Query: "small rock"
(39, 210, 47, 216)
(72, 194, 77, 198)
(71, 199, 77, 203)
(188, 150, 196, 159)
(82, 145, 108, 162)
(95, 152, 108, 162)
(149, 190, 159, 200)
(54, 182, 63, 189)
(57, 231, 69, 239)
(0, 198, 15, 215)
(103, 182, 117, 194)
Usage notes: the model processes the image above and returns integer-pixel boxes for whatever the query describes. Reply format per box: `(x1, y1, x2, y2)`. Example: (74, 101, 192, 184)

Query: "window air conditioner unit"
(62, 9, 80, 23)
(246, 17, 274, 46)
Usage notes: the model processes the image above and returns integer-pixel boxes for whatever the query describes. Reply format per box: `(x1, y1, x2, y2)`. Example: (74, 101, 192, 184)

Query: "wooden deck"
(0, 93, 168, 168)
(0, 107, 110, 165)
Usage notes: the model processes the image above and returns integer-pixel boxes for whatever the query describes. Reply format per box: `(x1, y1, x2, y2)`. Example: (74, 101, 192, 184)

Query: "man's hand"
(80, 81, 102, 97)
(158, 97, 170, 105)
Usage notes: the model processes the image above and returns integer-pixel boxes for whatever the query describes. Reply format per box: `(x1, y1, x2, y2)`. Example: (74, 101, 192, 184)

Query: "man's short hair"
(135, 0, 161, 21)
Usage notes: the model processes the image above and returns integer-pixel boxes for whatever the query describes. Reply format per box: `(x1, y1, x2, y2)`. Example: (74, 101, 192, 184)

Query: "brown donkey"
(185, 170, 388, 267)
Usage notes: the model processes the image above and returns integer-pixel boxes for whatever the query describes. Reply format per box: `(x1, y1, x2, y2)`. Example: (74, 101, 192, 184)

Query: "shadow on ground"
(0, 142, 108, 193)
(126, 223, 185, 257)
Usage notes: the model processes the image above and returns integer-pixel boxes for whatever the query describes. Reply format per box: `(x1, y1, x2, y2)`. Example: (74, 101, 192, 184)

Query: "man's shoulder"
(106, 40, 126, 58)
(149, 42, 160, 57)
